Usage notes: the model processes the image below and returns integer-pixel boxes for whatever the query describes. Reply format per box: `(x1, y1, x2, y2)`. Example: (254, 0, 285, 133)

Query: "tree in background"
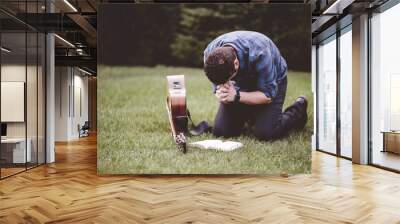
(99, 4, 310, 72)
(170, 4, 310, 71)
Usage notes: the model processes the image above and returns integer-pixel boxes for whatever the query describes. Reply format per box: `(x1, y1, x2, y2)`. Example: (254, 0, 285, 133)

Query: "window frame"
(315, 20, 353, 160)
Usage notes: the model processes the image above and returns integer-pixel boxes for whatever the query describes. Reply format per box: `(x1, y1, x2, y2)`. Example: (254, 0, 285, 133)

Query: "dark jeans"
(213, 77, 305, 140)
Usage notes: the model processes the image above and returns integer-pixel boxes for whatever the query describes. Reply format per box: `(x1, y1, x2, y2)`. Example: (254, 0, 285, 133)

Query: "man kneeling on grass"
(203, 31, 308, 140)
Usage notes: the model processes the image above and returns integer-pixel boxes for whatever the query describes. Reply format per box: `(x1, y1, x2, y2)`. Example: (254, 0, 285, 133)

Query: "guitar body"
(166, 75, 188, 153)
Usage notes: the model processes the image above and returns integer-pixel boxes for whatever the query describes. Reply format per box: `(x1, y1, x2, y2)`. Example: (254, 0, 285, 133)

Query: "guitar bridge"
(175, 133, 187, 153)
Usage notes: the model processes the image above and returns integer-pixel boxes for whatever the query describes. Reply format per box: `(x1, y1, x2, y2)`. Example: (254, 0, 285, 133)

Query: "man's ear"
(234, 58, 239, 69)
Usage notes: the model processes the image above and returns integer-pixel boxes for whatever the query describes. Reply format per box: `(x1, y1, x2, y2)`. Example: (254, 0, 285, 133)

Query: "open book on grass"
(189, 140, 243, 152)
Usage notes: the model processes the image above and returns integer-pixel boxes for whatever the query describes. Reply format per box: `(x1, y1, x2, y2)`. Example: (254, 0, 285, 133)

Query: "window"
(370, 3, 400, 171)
(316, 24, 353, 158)
(317, 35, 337, 154)
(0, 2, 46, 179)
(339, 27, 352, 158)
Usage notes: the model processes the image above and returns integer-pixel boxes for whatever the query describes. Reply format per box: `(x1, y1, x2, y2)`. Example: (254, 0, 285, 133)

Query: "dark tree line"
(99, 4, 311, 71)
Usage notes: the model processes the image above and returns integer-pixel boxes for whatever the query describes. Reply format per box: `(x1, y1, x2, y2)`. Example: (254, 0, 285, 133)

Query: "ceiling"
(0, 0, 99, 73)
(1, 0, 390, 75)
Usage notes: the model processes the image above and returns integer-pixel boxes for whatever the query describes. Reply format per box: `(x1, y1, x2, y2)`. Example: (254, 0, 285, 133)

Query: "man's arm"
(254, 49, 278, 100)
(216, 83, 272, 105)
(239, 91, 271, 105)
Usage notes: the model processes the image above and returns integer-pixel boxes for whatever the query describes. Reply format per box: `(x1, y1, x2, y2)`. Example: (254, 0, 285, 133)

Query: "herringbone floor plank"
(1, 135, 400, 223)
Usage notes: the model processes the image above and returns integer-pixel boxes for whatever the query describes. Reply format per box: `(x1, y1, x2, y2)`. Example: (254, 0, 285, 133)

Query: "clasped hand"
(215, 81, 236, 104)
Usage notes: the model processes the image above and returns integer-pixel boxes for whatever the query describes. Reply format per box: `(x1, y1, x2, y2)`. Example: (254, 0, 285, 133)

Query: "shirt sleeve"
(254, 48, 278, 99)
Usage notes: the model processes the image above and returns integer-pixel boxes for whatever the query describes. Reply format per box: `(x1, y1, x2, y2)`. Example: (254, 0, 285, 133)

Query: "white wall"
(1, 82, 25, 122)
(1, 66, 26, 135)
(55, 67, 89, 141)
(1, 65, 26, 81)
(1, 63, 46, 164)
(70, 72, 89, 138)
(55, 66, 70, 141)
(1, 65, 38, 138)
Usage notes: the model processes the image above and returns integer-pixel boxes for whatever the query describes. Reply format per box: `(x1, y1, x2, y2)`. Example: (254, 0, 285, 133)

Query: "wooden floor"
(372, 150, 400, 171)
(1, 167, 26, 178)
(1, 135, 400, 223)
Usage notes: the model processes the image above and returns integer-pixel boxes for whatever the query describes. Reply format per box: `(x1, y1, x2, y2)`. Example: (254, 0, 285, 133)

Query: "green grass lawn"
(98, 65, 312, 174)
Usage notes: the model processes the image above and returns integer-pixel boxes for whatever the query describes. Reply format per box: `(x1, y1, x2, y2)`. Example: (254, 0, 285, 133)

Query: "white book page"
(217, 141, 243, 151)
(190, 140, 222, 149)
(189, 140, 243, 152)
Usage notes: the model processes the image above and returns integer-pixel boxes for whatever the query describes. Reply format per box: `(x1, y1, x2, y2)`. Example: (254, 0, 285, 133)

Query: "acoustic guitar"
(166, 75, 188, 153)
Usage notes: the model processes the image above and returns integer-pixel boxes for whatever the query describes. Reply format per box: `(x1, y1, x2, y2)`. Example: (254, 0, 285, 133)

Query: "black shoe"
(295, 96, 308, 130)
(283, 96, 308, 130)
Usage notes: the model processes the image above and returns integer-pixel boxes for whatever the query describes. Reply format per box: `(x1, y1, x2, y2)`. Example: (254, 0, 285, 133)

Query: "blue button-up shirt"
(204, 31, 287, 99)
